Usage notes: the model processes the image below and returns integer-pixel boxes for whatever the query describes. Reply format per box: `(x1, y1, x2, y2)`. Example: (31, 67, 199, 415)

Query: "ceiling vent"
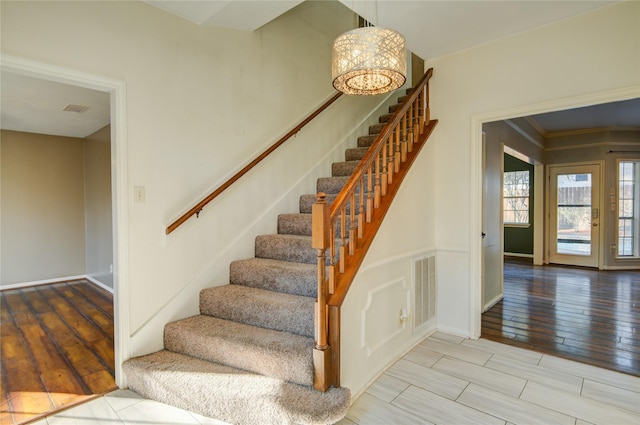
(62, 104, 90, 113)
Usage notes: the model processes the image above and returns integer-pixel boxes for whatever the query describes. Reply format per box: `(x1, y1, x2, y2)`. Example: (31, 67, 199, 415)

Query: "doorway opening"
(0, 55, 129, 395)
(472, 89, 640, 374)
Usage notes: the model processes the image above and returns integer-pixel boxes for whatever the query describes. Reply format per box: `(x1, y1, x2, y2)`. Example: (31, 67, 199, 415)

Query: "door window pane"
(557, 173, 592, 255)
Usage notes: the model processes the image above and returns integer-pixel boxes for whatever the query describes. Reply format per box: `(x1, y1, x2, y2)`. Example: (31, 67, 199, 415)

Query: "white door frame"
(547, 161, 604, 269)
(469, 85, 640, 340)
(1, 55, 130, 386)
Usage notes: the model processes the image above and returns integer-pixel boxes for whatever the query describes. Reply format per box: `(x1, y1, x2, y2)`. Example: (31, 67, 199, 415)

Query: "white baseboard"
(1, 274, 113, 293)
(436, 324, 470, 339)
(483, 294, 504, 312)
(504, 252, 533, 258)
(85, 275, 115, 294)
(602, 265, 640, 270)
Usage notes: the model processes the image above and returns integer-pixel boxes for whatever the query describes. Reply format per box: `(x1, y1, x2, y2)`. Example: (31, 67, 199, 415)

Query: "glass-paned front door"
(549, 164, 600, 268)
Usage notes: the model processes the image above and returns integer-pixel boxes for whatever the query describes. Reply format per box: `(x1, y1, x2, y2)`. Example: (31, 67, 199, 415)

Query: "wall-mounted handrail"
(312, 68, 437, 391)
(166, 91, 344, 235)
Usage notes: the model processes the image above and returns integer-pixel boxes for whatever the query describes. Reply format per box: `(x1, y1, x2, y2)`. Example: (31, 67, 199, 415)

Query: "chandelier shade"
(332, 26, 406, 95)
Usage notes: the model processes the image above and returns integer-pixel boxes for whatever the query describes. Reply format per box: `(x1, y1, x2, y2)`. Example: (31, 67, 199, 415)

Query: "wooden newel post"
(311, 192, 332, 391)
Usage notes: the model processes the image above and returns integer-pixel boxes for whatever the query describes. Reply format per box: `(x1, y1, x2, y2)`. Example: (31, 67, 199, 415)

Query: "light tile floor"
(30, 332, 639, 425)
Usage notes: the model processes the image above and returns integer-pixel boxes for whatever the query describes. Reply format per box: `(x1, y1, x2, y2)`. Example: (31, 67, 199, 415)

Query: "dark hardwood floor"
(0, 280, 116, 425)
(482, 257, 640, 377)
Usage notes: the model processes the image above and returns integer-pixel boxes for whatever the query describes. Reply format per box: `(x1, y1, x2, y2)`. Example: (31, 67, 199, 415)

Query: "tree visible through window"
(504, 170, 530, 224)
(618, 161, 639, 257)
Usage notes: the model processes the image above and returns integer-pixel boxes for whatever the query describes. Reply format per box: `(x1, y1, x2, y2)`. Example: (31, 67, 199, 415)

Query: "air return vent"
(62, 104, 90, 113)
(414, 255, 436, 329)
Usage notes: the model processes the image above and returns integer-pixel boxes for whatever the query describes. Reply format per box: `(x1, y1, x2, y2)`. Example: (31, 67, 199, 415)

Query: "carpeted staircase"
(123, 91, 411, 425)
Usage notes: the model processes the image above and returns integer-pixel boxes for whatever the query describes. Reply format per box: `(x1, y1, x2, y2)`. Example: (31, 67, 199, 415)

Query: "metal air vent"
(62, 104, 90, 113)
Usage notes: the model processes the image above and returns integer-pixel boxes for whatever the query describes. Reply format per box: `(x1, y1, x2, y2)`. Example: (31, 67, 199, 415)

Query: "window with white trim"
(618, 160, 640, 257)
(503, 170, 530, 225)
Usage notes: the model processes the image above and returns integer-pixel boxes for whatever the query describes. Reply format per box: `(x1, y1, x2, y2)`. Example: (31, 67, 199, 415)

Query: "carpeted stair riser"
(317, 175, 351, 194)
(123, 350, 350, 425)
(332, 160, 361, 177)
(199, 284, 314, 337)
(357, 135, 377, 147)
(164, 315, 314, 386)
(255, 234, 318, 264)
(299, 193, 337, 213)
(229, 257, 317, 298)
(345, 147, 369, 161)
(278, 213, 348, 238)
(369, 123, 386, 134)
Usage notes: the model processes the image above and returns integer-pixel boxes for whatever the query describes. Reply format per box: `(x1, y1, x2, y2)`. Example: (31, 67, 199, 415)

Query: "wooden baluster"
(394, 124, 401, 173)
(358, 177, 365, 237)
(387, 134, 394, 186)
(367, 163, 374, 222)
(311, 193, 331, 392)
(401, 111, 408, 162)
(328, 219, 336, 295)
(425, 83, 430, 125)
(349, 192, 356, 255)
(416, 88, 424, 134)
(407, 100, 415, 153)
(413, 97, 420, 142)
(339, 207, 346, 273)
(382, 136, 389, 195)
(374, 149, 381, 208)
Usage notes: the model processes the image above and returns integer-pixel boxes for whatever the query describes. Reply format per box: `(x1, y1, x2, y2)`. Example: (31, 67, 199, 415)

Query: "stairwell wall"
(0, 0, 391, 360)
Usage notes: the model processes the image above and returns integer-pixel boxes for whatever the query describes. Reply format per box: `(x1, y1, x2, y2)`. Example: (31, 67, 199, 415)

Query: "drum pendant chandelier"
(332, 26, 406, 95)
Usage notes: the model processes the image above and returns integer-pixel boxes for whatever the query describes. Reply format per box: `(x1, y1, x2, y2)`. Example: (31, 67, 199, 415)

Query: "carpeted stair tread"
(229, 257, 317, 297)
(199, 284, 314, 337)
(332, 160, 361, 177)
(369, 123, 385, 134)
(357, 134, 377, 147)
(379, 112, 393, 123)
(299, 193, 338, 213)
(279, 213, 346, 237)
(164, 315, 314, 386)
(317, 175, 350, 194)
(345, 147, 369, 161)
(123, 350, 350, 425)
(255, 234, 317, 264)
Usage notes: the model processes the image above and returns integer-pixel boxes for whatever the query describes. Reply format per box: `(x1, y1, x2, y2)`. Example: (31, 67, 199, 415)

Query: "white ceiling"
(1, 0, 637, 139)
(1, 71, 110, 138)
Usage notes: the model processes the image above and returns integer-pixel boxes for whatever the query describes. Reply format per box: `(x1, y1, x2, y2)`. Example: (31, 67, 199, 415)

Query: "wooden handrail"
(166, 91, 344, 235)
(311, 68, 437, 391)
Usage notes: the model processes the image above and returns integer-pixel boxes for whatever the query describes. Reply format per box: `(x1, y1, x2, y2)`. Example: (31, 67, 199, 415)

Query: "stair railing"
(166, 92, 343, 235)
(311, 68, 438, 391)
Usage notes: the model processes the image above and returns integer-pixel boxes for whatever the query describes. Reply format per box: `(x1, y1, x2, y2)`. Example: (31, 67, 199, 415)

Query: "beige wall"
(84, 125, 113, 287)
(1, 130, 86, 285)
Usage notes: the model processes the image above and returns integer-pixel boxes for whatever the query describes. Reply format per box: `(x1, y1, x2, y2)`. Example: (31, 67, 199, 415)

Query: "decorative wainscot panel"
(362, 276, 411, 356)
